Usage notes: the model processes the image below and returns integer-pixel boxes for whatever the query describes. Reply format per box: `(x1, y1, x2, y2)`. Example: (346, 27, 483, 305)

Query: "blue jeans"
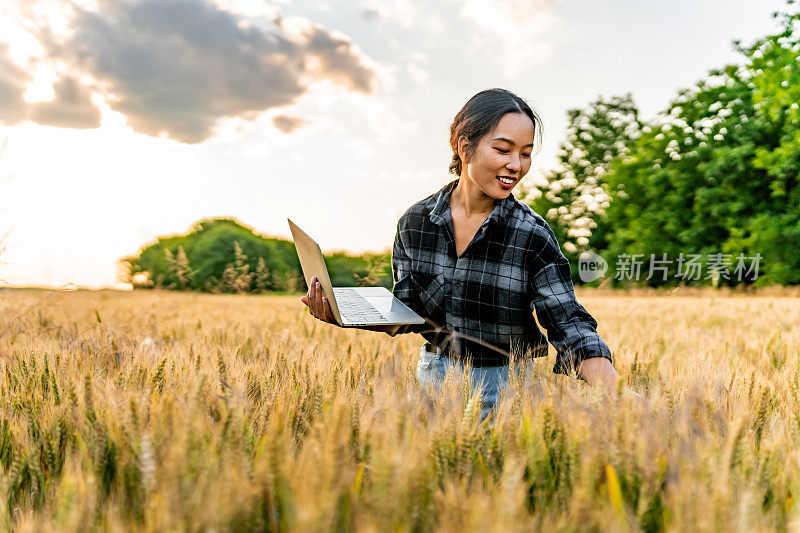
(416, 343, 542, 422)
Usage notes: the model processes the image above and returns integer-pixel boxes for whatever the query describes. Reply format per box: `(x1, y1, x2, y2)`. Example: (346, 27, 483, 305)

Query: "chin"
(477, 183, 510, 199)
(470, 174, 519, 199)
(494, 184, 517, 198)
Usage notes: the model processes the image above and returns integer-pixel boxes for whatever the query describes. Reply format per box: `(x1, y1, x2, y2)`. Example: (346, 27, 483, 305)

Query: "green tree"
(254, 257, 271, 293)
(522, 94, 642, 277)
(354, 254, 391, 287)
(165, 245, 192, 290)
(600, 2, 800, 286)
(326, 251, 393, 290)
(227, 241, 253, 293)
(122, 218, 300, 292)
(122, 218, 394, 293)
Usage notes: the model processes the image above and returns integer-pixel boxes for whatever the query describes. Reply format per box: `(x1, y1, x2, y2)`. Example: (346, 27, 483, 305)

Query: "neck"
(451, 176, 497, 217)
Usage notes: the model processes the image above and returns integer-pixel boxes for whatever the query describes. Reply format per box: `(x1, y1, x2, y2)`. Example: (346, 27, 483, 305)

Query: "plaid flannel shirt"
(390, 179, 613, 375)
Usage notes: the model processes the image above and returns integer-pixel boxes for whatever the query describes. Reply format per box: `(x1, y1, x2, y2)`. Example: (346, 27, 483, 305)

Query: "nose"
(506, 154, 521, 173)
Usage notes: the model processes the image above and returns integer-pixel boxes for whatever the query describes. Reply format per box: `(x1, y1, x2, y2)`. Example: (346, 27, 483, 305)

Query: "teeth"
(498, 177, 514, 184)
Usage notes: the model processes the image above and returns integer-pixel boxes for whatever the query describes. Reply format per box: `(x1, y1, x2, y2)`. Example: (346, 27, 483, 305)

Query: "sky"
(0, 0, 788, 289)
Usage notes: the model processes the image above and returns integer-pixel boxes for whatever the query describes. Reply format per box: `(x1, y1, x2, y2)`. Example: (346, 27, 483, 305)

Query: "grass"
(0, 288, 798, 531)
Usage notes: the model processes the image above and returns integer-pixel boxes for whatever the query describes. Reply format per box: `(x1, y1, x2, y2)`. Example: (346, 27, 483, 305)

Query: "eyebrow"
(493, 136, 534, 148)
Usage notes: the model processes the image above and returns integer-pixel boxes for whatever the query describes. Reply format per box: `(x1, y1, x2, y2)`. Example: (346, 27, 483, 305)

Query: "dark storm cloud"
(271, 114, 306, 133)
(3, 0, 379, 142)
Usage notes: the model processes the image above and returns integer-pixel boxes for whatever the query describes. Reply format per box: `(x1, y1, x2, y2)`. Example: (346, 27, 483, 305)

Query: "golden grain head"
(0, 288, 798, 531)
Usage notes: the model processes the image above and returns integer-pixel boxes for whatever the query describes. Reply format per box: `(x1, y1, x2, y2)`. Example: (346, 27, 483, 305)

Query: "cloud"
(360, 6, 382, 22)
(456, 0, 564, 76)
(0, 44, 30, 124)
(292, 18, 378, 94)
(28, 75, 101, 128)
(360, 0, 415, 28)
(360, 0, 444, 32)
(0, 43, 97, 129)
(1, 0, 380, 143)
(405, 61, 430, 86)
(211, 0, 283, 19)
(271, 114, 306, 133)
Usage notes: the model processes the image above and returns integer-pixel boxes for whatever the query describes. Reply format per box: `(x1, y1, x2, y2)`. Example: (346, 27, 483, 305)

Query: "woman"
(302, 88, 643, 420)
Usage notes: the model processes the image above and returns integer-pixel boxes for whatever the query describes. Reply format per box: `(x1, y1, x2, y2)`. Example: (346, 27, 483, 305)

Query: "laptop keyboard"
(333, 288, 389, 323)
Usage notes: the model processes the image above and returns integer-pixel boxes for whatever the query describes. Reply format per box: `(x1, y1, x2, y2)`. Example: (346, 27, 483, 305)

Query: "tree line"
(121, 218, 392, 293)
(526, 2, 799, 287)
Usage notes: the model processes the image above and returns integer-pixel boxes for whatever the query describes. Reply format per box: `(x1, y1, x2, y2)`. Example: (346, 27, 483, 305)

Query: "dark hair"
(448, 88, 543, 177)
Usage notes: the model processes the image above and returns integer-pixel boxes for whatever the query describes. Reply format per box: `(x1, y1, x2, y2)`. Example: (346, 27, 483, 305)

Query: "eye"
(522, 153, 531, 158)
(494, 148, 509, 154)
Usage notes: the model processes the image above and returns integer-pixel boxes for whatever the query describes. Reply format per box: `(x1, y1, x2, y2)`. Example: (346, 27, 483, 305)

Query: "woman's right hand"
(300, 276, 338, 325)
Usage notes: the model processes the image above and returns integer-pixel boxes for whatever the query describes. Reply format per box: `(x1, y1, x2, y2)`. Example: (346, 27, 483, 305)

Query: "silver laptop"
(288, 219, 425, 327)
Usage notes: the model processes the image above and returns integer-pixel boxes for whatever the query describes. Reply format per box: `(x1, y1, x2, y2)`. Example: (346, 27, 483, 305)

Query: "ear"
(457, 136, 471, 164)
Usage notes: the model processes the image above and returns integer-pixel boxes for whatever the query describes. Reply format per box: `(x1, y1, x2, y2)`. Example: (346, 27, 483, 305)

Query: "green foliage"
(326, 252, 393, 290)
(522, 94, 643, 276)
(603, 5, 800, 286)
(121, 218, 393, 293)
(528, 2, 800, 287)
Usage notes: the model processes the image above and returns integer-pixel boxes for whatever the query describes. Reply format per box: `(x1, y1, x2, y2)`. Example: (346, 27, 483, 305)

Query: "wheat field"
(0, 288, 798, 531)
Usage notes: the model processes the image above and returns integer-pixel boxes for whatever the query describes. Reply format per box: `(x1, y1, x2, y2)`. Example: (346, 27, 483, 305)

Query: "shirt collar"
(429, 178, 515, 227)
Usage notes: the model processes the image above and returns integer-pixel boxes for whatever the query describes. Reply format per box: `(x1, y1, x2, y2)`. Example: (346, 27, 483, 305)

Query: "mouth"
(496, 175, 517, 189)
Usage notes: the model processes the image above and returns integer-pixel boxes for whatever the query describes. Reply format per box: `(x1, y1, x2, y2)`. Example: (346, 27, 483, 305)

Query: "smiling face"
(459, 111, 535, 200)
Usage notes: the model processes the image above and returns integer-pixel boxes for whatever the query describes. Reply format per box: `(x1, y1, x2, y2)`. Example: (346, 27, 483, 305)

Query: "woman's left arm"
(527, 220, 646, 406)
(527, 222, 613, 376)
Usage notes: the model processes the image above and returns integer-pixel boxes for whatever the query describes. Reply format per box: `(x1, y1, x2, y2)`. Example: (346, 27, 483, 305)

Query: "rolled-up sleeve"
(388, 222, 428, 336)
(528, 222, 612, 376)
